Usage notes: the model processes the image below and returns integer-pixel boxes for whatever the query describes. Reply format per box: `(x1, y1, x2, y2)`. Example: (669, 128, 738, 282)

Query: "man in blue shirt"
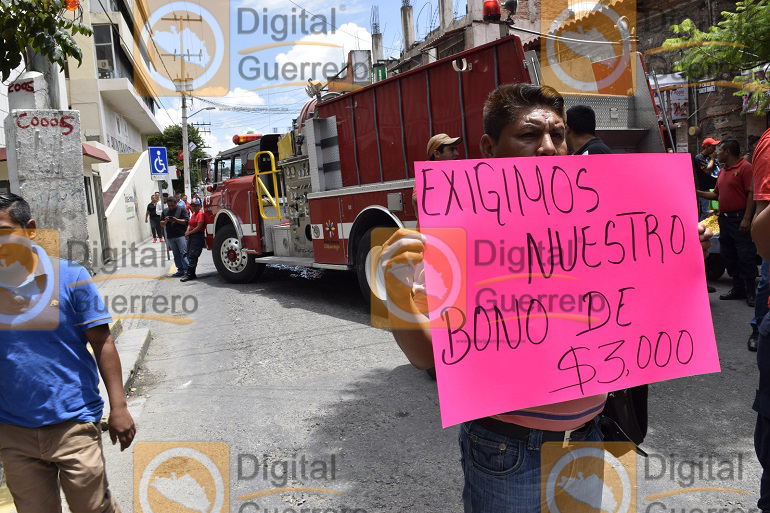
(0, 193, 135, 513)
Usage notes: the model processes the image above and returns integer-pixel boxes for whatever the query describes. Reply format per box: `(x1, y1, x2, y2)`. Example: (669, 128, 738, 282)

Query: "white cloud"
(274, 21, 372, 82)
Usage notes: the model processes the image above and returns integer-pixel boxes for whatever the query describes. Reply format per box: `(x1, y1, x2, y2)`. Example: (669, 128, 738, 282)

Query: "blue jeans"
(753, 260, 770, 329)
(459, 417, 604, 513)
(166, 236, 188, 273)
(698, 197, 711, 222)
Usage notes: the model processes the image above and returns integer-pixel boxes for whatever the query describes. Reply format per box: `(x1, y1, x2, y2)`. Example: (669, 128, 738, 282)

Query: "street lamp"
(181, 105, 215, 198)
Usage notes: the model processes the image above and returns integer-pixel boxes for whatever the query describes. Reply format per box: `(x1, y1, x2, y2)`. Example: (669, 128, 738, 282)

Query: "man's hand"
(698, 224, 713, 259)
(185, 233, 190, 241)
(740, 218, 751, 234)
(108, 404, 136, 451)
(380, 229, 426, 306)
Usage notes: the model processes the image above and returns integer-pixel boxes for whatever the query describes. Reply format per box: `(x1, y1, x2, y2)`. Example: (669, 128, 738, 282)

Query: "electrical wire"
(287, 0, 398, 53)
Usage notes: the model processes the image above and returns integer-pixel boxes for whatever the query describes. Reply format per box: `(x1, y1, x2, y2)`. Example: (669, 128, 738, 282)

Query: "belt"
(719, 211, 745, 218)
(476, 416, 596, 446)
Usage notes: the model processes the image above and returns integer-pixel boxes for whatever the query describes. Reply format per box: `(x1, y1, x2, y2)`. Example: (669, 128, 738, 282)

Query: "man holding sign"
(381, 83, 719, 513)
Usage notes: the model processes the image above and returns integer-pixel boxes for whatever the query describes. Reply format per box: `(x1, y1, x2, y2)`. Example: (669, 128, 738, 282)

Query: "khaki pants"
(0, 421, 121, 513)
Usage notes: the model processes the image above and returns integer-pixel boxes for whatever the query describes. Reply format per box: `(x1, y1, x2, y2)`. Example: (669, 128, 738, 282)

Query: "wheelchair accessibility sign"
(149, 147, 169, 181)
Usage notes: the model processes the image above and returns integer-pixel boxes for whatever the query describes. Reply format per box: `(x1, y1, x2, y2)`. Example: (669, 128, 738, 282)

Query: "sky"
(149, 0, 471, 157)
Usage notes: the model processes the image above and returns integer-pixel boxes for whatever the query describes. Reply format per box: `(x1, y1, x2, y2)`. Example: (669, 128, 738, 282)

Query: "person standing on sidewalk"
(749, 127, 770, 513)
(694, 138, 721, 221)
(161, 196, 189, 278)
(383, 84, 606, 512)
(0, 193, 135, 513)
(145, 194, 162, 243)
(181, 198, 206, 282)
(698, 139, 757, 305)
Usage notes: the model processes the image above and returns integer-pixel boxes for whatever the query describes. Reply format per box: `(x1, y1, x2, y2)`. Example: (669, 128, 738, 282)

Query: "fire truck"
(203, 34, 664, 298)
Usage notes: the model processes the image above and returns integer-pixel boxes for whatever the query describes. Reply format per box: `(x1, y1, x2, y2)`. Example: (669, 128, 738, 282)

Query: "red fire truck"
(204, 34, 664, 298)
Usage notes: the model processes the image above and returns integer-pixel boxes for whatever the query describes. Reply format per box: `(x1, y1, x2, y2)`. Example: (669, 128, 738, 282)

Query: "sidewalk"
(0, 238, 167, 513)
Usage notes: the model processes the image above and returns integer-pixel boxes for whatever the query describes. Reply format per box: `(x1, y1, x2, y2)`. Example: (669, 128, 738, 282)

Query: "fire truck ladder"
(254, 151, 283, 221)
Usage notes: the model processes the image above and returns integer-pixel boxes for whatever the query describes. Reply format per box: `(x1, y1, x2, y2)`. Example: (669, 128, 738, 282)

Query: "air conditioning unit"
(97, 59, 113, 70)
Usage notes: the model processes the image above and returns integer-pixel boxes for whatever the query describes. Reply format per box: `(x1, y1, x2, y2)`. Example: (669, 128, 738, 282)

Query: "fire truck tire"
(356, 227, 378, 305)
(213, 225, 265, 283)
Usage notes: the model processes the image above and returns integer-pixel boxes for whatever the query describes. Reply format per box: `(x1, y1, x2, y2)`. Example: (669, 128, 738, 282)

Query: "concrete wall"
(102, 101, 143, 154)
(0, 65, 24, 148)
(104, 151, 157, 251)
(89, 141, 122, 187)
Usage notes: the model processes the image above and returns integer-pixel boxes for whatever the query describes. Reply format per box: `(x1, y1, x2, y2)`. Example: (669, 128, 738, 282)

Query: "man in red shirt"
(749, 127, 770, 513)
(181, 198, 206, 282)
(698, 139, 757, 305)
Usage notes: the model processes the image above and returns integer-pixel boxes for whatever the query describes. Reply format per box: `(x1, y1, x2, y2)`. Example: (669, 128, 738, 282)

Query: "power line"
(287, 0, 395, 52)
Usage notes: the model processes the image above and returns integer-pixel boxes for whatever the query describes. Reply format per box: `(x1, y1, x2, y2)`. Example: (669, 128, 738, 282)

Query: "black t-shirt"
(161, 205, 189, 239)
(147, 203, 160, 220)
(573, 137, 613, 155)
(693, 153, 717, 190)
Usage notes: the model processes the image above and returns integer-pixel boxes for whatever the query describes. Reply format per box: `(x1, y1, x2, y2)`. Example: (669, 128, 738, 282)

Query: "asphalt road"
(95, 242, 762, 513)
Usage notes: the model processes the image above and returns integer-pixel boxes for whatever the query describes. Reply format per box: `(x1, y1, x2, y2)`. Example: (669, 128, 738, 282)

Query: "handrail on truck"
(254, 151, 282, 221)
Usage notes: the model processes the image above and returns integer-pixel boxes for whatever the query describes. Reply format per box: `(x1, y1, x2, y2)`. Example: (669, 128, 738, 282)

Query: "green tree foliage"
(0, 0, 92, 81)
(662, 0, 770, 114)
(148, 124, 208, 189)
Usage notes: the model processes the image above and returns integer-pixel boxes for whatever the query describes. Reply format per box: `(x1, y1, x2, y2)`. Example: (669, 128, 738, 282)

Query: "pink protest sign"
(415, 154, 720, 428)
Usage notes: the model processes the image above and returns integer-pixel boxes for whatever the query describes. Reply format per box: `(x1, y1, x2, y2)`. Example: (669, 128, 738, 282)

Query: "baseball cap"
(427, 134, 462, 157)
(190, 198, 202, 207)
(702, 137, 721, 148)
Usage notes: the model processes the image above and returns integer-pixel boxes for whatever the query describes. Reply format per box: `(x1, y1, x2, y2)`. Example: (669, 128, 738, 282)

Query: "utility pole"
(160, 12, 203, 199)
(182, 94, 190, 197)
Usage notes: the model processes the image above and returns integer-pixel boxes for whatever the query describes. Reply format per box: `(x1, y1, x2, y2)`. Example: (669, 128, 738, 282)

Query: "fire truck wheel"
(213, 225, 265, 283)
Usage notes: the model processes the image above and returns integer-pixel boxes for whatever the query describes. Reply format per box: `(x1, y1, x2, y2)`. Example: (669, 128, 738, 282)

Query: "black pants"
(149, 217, 161, 239)
(719, 213, 757, 281)
(755, 319, 770, 512)
(187, 234, 205, 276)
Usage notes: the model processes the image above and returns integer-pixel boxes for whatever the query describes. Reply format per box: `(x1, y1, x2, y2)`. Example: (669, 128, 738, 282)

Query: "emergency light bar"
(483, 0, 502, 21)
(233, 134, 262, 145)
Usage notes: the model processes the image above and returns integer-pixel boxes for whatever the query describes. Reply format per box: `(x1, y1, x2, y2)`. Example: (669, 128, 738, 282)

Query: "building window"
(91, 0, 120, 13)
(84, 177, 95, 215)
(94, 24, 135, 83)
(94, 25, 116, 79)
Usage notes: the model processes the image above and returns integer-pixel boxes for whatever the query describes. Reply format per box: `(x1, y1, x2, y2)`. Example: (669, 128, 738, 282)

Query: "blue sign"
(149, 147, 169, 180)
